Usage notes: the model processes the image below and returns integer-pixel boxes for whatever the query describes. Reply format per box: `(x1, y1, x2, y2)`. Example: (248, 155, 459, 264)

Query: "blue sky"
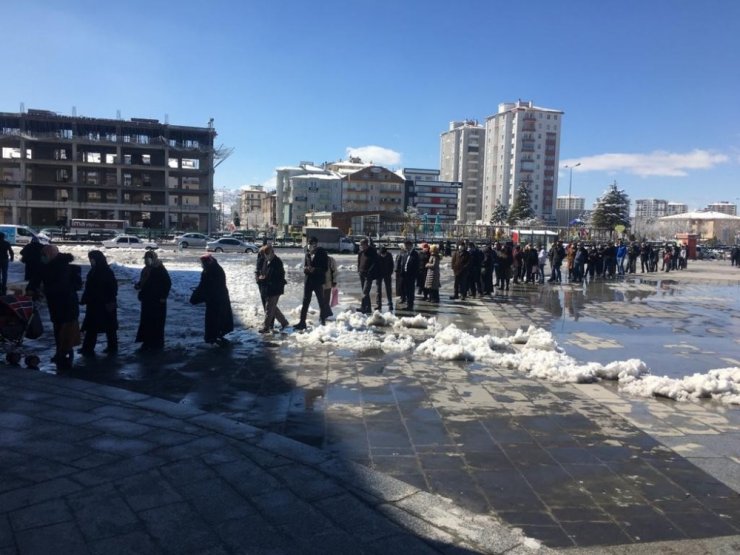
(4, 0, 739, 212)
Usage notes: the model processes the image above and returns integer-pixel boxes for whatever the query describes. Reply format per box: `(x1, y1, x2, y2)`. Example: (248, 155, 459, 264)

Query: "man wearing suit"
(401, 240, 419, 311)
(294, 236, 332, 330)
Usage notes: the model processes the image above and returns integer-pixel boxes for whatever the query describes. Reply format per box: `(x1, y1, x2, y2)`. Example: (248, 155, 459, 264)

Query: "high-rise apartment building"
(439, 120, 485, 223)
(635, 199, 668, 218)
(0, 109, 216, 230)
(239, 185, 268, 229)
(666, 202, 688, 216)
(555, 195, 586, 226)
(706, 201, 737, 216)
(482, 101, 563, 223)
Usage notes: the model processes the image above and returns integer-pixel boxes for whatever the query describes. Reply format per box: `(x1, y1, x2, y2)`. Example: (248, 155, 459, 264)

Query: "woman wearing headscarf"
(79, 250, 118, 355)
(424, 244, 441, 303)
(135, 251, 171, 351)
(189, 254, 234, 343)
(40, 245, 82, 370)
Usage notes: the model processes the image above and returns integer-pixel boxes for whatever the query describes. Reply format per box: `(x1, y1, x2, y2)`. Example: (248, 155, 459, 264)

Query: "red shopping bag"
(330, 287, 339, 307)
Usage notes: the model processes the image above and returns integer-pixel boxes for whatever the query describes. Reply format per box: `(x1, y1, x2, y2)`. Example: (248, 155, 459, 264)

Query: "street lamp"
(564, 162, 581, 237)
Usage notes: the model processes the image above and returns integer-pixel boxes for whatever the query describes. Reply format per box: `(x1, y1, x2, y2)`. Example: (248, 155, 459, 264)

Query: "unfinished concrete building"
(0, 109, 217, 231)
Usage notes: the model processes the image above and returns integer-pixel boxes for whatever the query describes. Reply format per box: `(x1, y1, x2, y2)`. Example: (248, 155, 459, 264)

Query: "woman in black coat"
(135, 251, 171, 351)
(80, 250, 118, 355)
(190, 254, 234, 343)
(40, 245, 82, 370)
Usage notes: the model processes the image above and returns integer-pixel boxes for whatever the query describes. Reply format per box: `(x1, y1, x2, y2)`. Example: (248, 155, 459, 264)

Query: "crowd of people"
(8, 234, 738, 370)
(16, 241, 231, 372)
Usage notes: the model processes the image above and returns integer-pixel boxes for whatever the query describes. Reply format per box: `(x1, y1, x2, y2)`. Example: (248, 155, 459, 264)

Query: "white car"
(102, 235, 158, 249)
(206, 237, 257, 253)
(175, 232, 209, 248)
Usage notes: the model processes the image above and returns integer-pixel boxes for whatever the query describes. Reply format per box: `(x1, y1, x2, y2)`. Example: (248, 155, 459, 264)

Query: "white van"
(0, 225, 49, 246)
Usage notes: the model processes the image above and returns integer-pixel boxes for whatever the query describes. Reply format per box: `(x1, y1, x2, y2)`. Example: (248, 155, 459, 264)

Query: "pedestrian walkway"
(0, 367, 548, 555)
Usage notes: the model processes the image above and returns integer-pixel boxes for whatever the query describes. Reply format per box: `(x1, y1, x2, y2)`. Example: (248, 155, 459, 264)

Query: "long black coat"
(21, 242, 44, 287)
(41, 254, 82, 325)
(189, 260, 234, 343)
(135, 262, 171, 348)
(81, 254, 118, 334)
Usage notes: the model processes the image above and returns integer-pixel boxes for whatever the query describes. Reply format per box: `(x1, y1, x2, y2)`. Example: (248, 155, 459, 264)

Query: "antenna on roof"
(20, 102, 25, 114)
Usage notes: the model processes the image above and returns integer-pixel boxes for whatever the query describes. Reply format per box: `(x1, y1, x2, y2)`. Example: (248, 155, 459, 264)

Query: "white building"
(439, 120, 485, 224)
(482, 101, 563, 223)
(239, 186, 267, 229)
(399, 168, 461, 223)
(666, 202, 688, 216)
(706, 201, 737, 216)
(635, 198, 668, 218)
(275, 162, 341, 231)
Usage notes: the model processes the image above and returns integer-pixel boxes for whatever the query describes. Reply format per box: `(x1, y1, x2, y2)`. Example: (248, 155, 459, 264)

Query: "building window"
(105, 153, 117, 164)
(124, 154, 132, 165)
(142, 154, 151, 165)
(168, 158, 179, 168)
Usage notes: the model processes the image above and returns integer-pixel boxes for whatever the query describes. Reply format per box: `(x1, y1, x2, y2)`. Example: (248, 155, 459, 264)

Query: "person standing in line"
(255, 243, 269, 309)
(498, 243, 513, 291)
(424, 244, 441, 303)
(322, 253, 337, 312)
(20, 237, 44, 294)
(0, 232, 14, 295)
(357, 238, 378, 314)
(257, 245, 290, 333)
(79, 250, 118, 356)
(616, 240, 627, 276)
(401, 240, 420, 311)
(135, 251, 171, 351)
(537, 244, 548, 285)
(190, 254, 234, 344)
(482, 244, 495, 295)
(375, 245, 394, 312)
(417, 243, 431, 300)
(40, 245, 82, 371)
(467, 242, 483, 297)
(548, 241, 565, 283)
(394, 243, 407, 306)
(450, 242, 470, 300)
(294, 236, 332, 330)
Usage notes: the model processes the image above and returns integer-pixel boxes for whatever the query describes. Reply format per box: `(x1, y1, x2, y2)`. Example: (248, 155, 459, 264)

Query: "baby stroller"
(0, 295, 42, 368)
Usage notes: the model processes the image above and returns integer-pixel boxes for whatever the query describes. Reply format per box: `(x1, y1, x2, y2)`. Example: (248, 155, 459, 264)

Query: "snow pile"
(417, 324, 510, 361)
(293, 317, 416, 354)
(337, 264, 357, 271)
(619, 368, 740, 405)
(396, 314, 434, 330)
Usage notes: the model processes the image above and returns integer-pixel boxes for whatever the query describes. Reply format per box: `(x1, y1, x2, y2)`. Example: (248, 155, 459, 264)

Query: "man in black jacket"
(357, 238, 378, 314)
(375, 245, 394, 312)
(0, 232, 14, 295)
(294, 236, 332, 329)
(401, 240, 419, 311)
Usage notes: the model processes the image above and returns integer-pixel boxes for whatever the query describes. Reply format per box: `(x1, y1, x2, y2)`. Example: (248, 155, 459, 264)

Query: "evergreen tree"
(506, 183, 535, 225)
(591, 182, 631, 235)
(490, 202, 509, 225)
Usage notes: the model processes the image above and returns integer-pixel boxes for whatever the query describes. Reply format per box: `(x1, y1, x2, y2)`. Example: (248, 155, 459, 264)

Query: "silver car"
(206, 237, 257, 253)
(102, 235, 158, 249)
(175, 232, 209, 248)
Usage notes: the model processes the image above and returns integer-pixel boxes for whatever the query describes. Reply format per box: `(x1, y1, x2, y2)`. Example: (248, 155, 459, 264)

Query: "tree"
(490, 202, 509, 225)
(403, 206, 421, 241)
(591, 182, 630, 237)
(507, 183, 535, 225)
(233, 213, 241, 228)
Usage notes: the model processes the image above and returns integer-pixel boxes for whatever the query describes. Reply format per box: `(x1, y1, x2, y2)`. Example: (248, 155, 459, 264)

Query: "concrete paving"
(0, 368, 547, 554)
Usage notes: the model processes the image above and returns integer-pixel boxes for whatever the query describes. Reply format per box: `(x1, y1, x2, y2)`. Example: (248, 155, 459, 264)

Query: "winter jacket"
(304, 247, 328, 287)
(377, 252, 394, 279)
(189, 259, 234, 343)
(80, 252, 118, 333)
(41, 254, 82, 324)
(358, 246, 378, 279)
(424, 254, 440, 289)
(263, 255, 287, 297)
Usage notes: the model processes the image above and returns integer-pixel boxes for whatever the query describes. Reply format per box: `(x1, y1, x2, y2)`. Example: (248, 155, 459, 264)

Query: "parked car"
(39, 227, 65, 241)
(175, 232, 209, 248)
(206, 237, 257, 253)
(88, 229, 119, 241)
(102, 235, 158, 249)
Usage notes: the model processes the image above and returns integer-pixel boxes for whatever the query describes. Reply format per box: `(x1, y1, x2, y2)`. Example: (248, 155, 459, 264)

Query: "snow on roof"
(291, 173, 340, 180)
(275, 166, 304, 171)
(659, 210, 740, 221)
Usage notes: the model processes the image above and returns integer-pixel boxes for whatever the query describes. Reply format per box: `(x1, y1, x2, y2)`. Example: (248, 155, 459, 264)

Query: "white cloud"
(561, 149, 729, 177)
(345, 145, 401, 166)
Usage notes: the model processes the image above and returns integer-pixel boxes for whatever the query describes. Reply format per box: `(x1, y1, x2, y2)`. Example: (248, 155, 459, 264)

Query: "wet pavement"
(5, 253, 740, 550)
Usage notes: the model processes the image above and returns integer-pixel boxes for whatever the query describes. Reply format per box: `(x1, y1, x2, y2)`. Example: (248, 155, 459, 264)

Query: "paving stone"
(15, 521, 88, 555)
(0, 478, 82, 514)
(86, 435, 156, 457)
(313, 494, 400, 541)
(89, 530, 160, 555)
(139, 502, 222, 554)
(9, 499, 72, 531)
(160, 458, 219, 487)
(0, 516, 11, 548)
(86, 417, 154, 437)
(177, 478, 256, 524)
(115, 470, 183, 512)
(67, 484, 140, 541)
(71, 455, 166, 487)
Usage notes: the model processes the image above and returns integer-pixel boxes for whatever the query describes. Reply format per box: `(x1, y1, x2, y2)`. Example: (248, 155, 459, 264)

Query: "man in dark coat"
(294, 236, 332, 330)
(135, 251, 171, 351)
(357, 238, 378, 314)
(401, 240, 420, 311)
(40, 245, 82, 371)
(21, 238, 44, 292)
(190, 254, 234, 344)
(79, 250, 118, 355)
(395, 245, 407, 305)
(257, 245, 289, 333)
(374, 245, 394, 312)
(0, 232, 14, 295)
(450, 243, 471, 300)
